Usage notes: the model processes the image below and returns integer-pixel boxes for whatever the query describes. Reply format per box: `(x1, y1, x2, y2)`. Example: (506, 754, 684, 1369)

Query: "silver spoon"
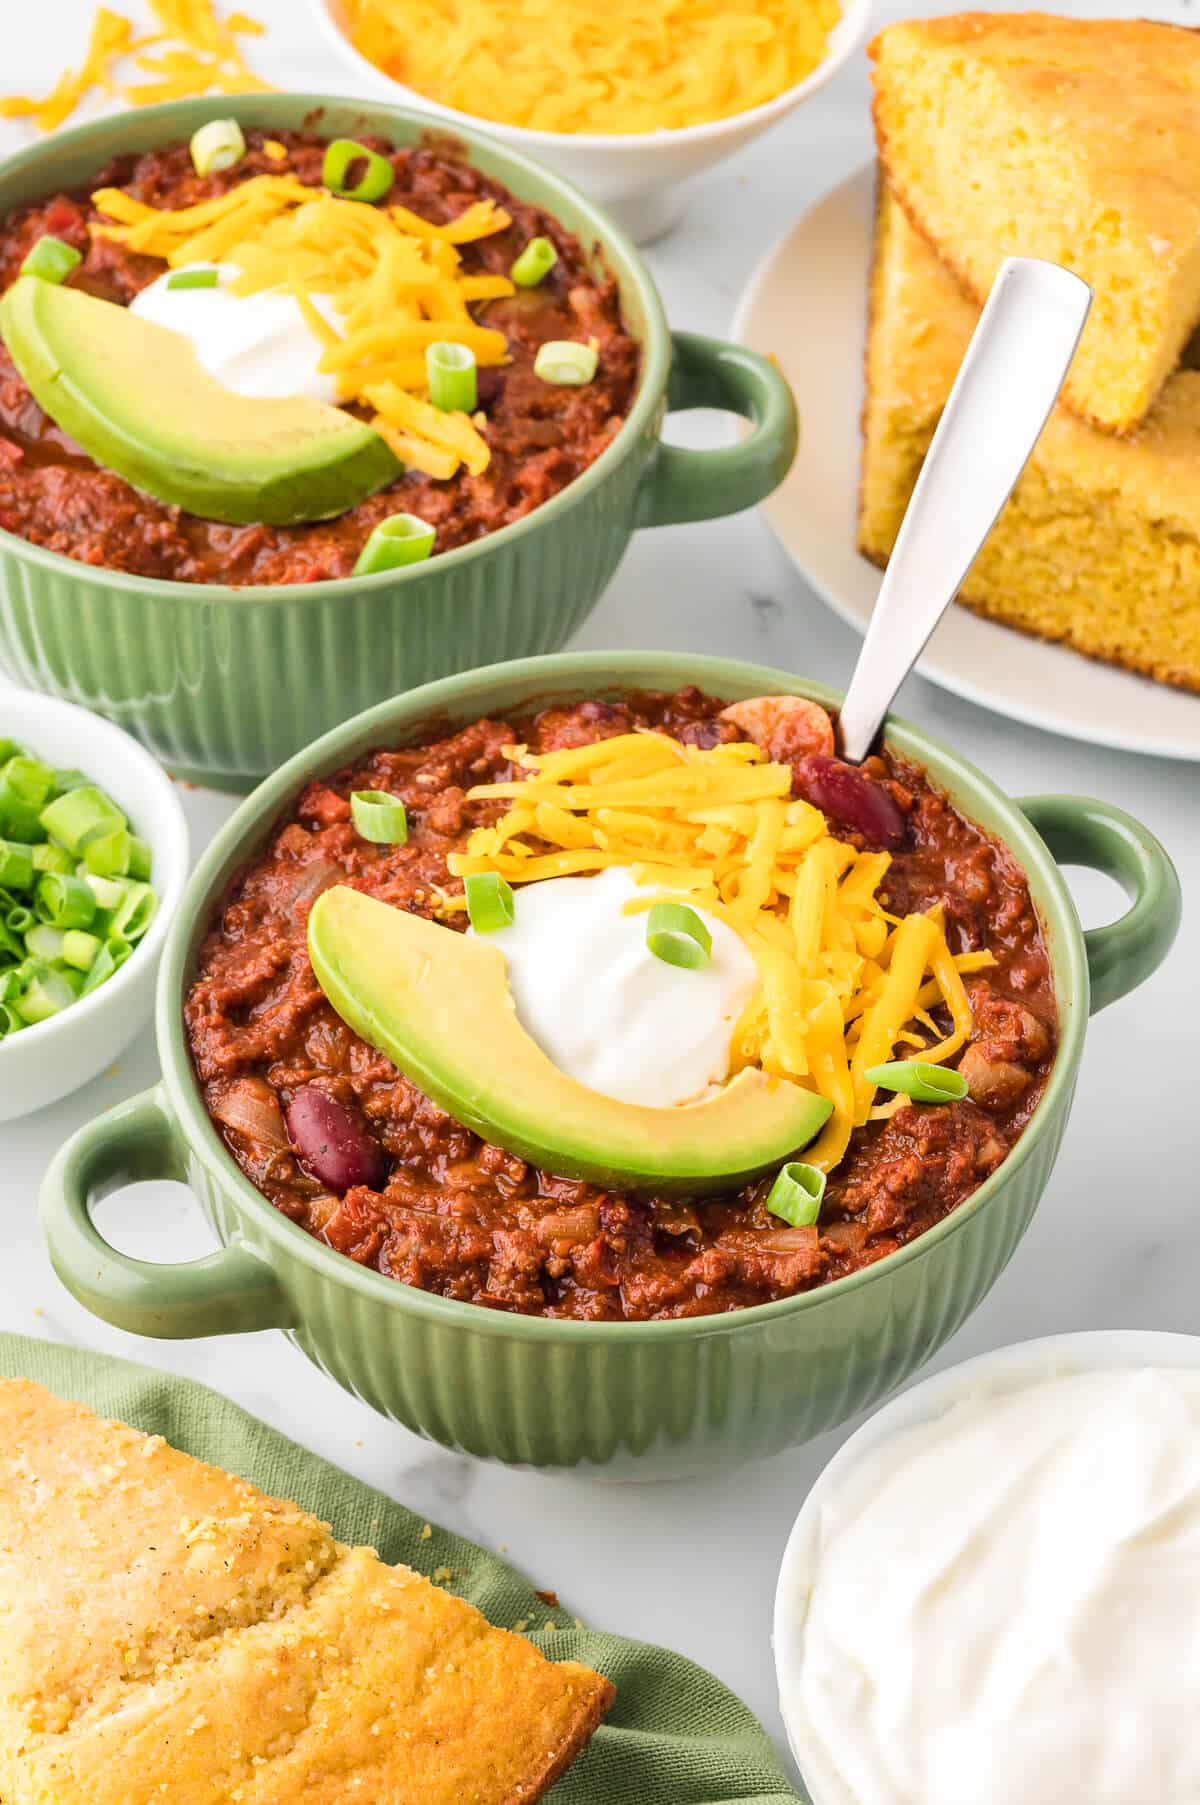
(837, 256, 1092, 764)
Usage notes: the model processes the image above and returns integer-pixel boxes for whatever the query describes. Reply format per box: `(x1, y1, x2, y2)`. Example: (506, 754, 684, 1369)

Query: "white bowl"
(774, 1329, 1200, 1803)
(310, 0, 874, 243)
(0, 691, 189, 1121)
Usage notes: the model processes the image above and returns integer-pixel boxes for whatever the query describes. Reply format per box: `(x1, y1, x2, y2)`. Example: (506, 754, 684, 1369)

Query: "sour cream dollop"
(789, 1366, 1200, 1805)
(129, 264, 340, 402)
(476, 866, 758, 1109)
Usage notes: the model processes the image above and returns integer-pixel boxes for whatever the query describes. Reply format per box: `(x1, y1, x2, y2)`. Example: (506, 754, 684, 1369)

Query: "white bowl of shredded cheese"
(311, 0, 874, 242)
(776, 1329, 1200, 1805)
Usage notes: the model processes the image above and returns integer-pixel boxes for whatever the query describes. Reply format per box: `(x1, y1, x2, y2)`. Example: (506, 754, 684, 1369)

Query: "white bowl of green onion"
(0, 691, 188, 1120)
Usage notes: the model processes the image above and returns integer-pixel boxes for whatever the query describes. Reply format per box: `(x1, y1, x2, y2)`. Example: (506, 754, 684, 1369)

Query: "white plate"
(732, 164, 1200, 762)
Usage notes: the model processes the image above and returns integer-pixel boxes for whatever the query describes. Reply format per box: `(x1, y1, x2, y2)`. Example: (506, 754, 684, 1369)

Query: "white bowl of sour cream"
(775, 1330, 1200, 1805)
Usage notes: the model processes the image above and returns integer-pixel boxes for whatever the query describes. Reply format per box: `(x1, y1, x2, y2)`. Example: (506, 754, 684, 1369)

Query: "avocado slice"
(308, 885, 832, 1195)
(0, 276, 401, 526)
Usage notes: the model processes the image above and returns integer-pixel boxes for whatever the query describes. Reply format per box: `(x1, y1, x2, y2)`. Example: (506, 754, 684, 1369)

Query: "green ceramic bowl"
(41, 653, 1180, 1478)
(0, 97, 796, 792)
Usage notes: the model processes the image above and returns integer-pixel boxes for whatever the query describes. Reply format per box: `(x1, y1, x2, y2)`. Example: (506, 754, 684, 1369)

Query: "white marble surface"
(1, 0, 1198, 1780)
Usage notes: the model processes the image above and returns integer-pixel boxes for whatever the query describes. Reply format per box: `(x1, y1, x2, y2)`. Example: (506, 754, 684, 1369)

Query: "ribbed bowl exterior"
(0, 457, 647, 790)
(185, 1090, 1068, 1479)
(0, 92, 671, 790)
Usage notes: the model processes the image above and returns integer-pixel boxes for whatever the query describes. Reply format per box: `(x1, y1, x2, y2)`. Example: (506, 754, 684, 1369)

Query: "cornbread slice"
(860, 183, 1200, 693)
(870, 13, 1200, 434)
(0, 1378, 613, 1805)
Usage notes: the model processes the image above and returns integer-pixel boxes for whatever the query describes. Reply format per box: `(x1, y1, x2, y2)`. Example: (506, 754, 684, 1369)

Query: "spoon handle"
(837, 256, 1092, 765)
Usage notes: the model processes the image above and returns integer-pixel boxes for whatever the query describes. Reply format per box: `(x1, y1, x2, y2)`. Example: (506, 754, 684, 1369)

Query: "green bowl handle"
(636, 331, 798, 529)
(1019, 795, 1181, 1016)
(40, 1085, 293, 1339)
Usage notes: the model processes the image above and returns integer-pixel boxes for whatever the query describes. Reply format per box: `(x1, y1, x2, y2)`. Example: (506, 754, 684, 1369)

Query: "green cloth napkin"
(0, 1332, 801, 1804)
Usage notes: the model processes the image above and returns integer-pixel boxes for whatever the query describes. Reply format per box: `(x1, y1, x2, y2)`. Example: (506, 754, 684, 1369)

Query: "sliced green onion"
(765, 1161, 827, 1228)
(36, 873, 97, 931)
(109, 881, 156, 943)
(24, 923, 65, 963)
(127, 836, 153, 882)
(645, 902, 712, 971)
(38, 784, 125, 855)
(533, 339, 598, 386)
(84, 871, 127, 911)
(0, 755, 54, 839)
(350, 791, 409, 846)
(32, 842, 72, 874)
(511, 235, 557, 288)
(62, 928, 101, 972)
(426, 341, 477, 414)
(465, 871, 515, 933)
(353, 512, 436, 576)
(190, 118, 246, 176)
(322, 138, 394, 203)
(80, 942, 119, 996)
(16, 967, 76, 1025)
(20, 236, 81, 284)
(83, 828, 131, 877)
(865, 1059, 970, 1104)
(167, 267, 220, 290)
(0, 741, 156, 1026)
(0, 840, 33, 890)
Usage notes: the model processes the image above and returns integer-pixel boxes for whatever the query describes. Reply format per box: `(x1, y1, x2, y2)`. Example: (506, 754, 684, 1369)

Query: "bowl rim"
(772, 1327, 1200, 1797)
(155, 648, 1087, 1343)
(0, 91, 670, 603)
(311, 0, 874, 154)
(0, 689, 189, 1069)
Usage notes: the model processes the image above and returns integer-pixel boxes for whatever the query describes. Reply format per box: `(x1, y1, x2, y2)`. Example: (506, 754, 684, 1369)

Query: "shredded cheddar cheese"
(0, 2, 269, 130)
(92, 177, 511, 478)
(445, 731, 993, 1172)
(340, 0, 842, 136)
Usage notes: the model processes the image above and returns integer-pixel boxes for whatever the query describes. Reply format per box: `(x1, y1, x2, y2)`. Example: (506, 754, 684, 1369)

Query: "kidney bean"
(285, 1086, 387, 1193)
(794, 755, 907, 850)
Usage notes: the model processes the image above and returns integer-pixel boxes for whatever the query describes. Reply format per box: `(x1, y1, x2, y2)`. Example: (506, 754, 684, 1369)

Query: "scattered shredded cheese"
(445, 731, 993, 1173)
(0, 2, 269, 129)
(92, 176, 512, 477)
(340, 0, 842, 136)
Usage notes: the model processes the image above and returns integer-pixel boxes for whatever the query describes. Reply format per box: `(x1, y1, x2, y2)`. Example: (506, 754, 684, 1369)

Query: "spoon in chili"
(836, 255, 1092, 764)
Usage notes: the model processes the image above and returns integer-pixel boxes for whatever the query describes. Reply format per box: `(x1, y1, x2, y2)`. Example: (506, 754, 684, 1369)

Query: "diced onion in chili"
(465, 870, 515, 933)
(511, 235, 557, 288)
(865, 1059, 969, 1103)
(353, 513, 436, 576)
(190, 118, 246, 176)
(322, 137, 395, 203)
(351, 791, 409, 845)
(426, 341, 477, 414)
(765, 1161, 826, 1228)
(645, 901, 711, 971)
(167, 267, 219, 290)
(533, 340, 598, 386)
(20, 236, 81, 284)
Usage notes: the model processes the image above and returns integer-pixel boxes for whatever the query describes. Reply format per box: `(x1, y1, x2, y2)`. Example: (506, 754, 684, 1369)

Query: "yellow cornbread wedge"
(0, 1378, 613, 1805)
(870, 12, 1200, 435)
(860, 182, 1200, 694)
